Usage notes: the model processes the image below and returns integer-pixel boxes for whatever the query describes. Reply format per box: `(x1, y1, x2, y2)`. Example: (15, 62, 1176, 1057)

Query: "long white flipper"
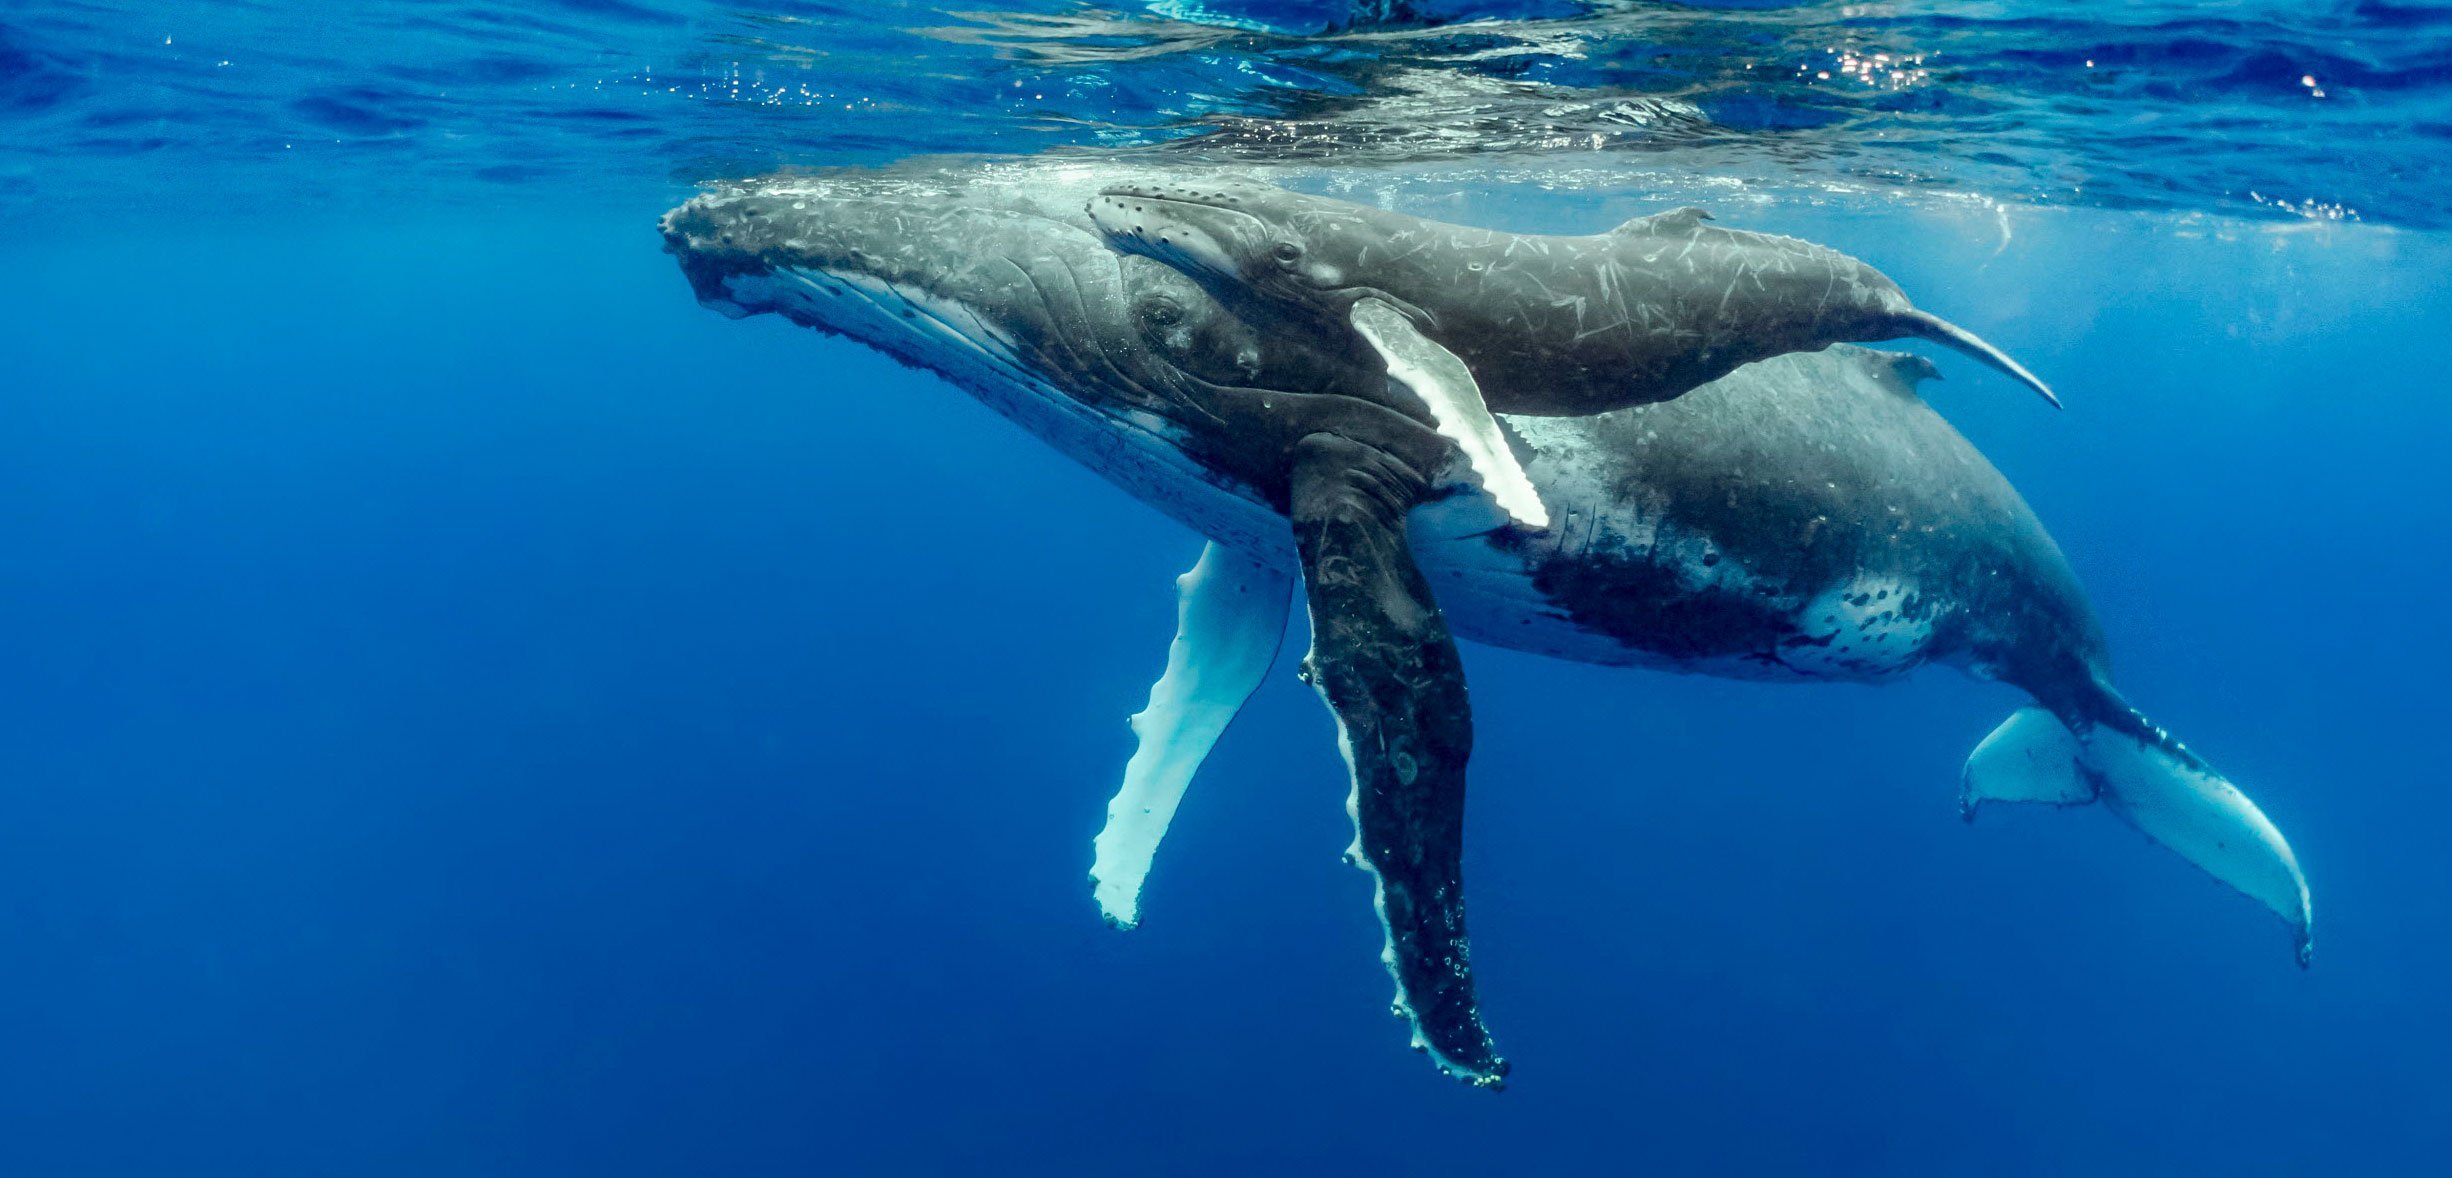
(1091, 542, 1293, 929)
(1348, 296, 1549, 530)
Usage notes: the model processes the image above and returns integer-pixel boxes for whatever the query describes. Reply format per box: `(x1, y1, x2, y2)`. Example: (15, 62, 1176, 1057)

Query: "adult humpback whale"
(1087, 178, 2059, 527)
(660, 160, 2309, 1088)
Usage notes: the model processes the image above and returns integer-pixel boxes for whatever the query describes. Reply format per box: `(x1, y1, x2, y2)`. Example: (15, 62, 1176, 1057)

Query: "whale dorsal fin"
(1868, 348, 1943, 392)
(1347, 297, 1549, 530)
(1612, 206, 1715, 235)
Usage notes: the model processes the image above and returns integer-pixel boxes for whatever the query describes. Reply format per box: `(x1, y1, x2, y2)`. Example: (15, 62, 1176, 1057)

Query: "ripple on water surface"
(1, 0, 2444, 227)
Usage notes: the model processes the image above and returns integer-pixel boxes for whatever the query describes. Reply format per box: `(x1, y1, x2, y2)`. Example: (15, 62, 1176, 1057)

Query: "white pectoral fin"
(1090, 542, 1293, 929)
(1348, 296, 1549, 530)
(1961, 703, 2312, 963)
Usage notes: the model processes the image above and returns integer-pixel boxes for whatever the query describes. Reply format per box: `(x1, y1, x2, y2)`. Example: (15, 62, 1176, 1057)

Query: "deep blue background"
(2, 196, 2447, 1174)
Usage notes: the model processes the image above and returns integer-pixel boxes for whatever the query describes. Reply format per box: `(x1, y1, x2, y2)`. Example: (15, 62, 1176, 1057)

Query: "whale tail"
(1960, 694, 2312, 964)
(1893, 309, 2061, 409)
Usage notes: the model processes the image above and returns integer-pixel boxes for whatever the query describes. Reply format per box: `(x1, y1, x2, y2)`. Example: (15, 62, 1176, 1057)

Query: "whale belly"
(1408, 487, 1940, 683)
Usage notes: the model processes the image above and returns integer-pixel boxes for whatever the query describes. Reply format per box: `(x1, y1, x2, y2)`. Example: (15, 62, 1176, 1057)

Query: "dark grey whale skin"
(1089, 178, 2055, 414)
(660, 161, 2102, 700)
(659, 159, 2118, 1085)
(658, 169, 1442, 524)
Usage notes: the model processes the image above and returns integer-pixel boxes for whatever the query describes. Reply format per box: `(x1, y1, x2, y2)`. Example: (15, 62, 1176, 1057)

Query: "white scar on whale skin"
(1092, 543, 1291, 929)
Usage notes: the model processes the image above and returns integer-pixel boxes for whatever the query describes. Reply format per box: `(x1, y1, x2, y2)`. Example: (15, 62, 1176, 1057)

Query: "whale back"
(1423, 346, 2101, 688)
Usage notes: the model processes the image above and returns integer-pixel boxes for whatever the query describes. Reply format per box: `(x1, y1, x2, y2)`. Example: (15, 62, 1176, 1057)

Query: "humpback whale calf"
(661, 160, 2308, 1089)
(1088, 179, 2058, 527)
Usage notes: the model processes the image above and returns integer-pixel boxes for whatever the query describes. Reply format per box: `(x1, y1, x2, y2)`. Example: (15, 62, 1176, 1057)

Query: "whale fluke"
(1896, 310, 2062, 409)
(1963, 703, 2312, 964)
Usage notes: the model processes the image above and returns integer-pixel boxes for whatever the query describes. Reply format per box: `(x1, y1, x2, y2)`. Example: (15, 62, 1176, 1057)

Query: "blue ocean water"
(4, 2, 2451, 1174)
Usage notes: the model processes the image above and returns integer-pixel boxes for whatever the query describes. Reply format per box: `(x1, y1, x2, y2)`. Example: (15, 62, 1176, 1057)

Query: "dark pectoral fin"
(1287, 432, 1505, 1088)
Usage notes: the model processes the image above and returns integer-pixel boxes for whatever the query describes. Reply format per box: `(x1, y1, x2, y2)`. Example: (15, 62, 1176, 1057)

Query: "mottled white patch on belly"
(1781, 574, 1934, 675)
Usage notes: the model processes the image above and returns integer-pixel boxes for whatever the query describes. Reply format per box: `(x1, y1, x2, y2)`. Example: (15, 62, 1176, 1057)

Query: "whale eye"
(1271, 241, 1303, 265)
(1140, 296, 1184, 327)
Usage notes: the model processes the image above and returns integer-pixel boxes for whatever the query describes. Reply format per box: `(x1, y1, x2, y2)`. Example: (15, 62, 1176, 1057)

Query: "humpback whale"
(661, 160, 2308, 1089)
(1088, 179, 2058, 528)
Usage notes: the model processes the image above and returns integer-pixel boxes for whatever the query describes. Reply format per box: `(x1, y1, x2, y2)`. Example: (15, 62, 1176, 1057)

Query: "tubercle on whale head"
(664, 184, 1188, 405)
(660, 195, 791, 314)
(1087, 182, 1362, 312)
(1089, 186, 1261, 275)
(660, 188, 907, 291)
(663, 177, 1393, 432)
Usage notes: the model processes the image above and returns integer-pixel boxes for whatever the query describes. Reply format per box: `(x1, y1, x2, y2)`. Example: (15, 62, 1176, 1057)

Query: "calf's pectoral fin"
(1288, 431, 1506, 1089)
(1092, 541, 1293, 930)
(1347, 296, 1549, 531)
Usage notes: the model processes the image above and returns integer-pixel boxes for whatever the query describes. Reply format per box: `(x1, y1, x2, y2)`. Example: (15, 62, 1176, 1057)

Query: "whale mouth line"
(739, 260, 1213, 486)
(795, 265, 1022, 370)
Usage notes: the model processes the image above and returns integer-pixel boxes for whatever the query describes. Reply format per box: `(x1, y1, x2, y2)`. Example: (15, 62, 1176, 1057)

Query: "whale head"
(670, 168, 1373, 430)
(659, 163, 1428, 546)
